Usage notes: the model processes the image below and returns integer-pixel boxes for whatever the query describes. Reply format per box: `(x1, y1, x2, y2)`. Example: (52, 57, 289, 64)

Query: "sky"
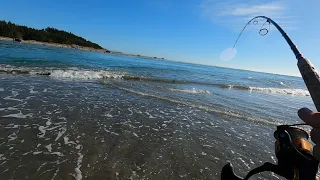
(0, 0, 319, 76)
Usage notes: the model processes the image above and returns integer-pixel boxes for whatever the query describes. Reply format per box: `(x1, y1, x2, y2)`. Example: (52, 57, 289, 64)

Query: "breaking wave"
(168, 88, 211, 94)
(0, 65, 125, 79)
(0, 64, 309, 96)
(219, 84, 309, 96)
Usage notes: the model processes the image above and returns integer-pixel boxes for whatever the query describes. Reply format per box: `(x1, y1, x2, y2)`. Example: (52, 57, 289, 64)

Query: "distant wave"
(0, 65, 310, 96)
(122, 75, 188, 84)
(219, 84, 310, 96)
(249, 86, 309, 96)
(168, 87, 211, 95)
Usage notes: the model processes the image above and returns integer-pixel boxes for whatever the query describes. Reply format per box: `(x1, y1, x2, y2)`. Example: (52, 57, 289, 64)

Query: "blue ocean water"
(0, 41, 316, 179)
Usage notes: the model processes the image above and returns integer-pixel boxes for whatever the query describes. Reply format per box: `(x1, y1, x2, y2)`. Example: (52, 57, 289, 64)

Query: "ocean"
(0, 41, 316, 180)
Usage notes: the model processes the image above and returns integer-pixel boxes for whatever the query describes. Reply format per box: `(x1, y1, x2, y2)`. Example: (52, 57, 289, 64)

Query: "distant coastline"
(0, 20, 165, 60)
(0, 36, 165, 61)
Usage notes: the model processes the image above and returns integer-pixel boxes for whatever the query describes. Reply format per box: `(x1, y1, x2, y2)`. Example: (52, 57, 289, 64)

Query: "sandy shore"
(0, 36, 165, 60)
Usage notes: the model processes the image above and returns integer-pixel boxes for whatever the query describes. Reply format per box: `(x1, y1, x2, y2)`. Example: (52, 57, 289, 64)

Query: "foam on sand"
(8, 132, 18, 142)
(2, 112, 33, 119)
(73, 153, 84, 180)
(63, 136, 76, 145)
(55, 127, 67, 141)
(45, 144, 52, 152)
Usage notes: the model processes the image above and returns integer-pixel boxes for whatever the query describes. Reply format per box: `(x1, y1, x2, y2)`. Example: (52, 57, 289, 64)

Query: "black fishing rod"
(221, 16, 320, 180)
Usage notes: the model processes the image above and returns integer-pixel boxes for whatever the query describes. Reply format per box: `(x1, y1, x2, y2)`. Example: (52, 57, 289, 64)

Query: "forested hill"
(0, 20, 103, 49)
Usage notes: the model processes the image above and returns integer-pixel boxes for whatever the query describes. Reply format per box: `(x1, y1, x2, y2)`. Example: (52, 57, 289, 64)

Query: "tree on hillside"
(0, 20, 103, 49)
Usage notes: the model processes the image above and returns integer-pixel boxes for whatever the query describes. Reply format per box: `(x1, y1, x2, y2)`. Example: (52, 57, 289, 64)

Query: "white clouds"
(199, 0, 293, 29)
(220, 1, 284, 16)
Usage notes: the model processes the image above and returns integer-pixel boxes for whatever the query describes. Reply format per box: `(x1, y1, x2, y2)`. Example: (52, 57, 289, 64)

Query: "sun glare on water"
(220, 48, 237, 61)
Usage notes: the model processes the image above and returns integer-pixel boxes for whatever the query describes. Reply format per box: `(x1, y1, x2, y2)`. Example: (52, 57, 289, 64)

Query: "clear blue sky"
(0, 0, 319, 76)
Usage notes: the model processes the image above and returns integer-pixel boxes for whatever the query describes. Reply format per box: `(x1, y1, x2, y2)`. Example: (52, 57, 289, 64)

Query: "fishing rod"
(221, 16, 320, 180)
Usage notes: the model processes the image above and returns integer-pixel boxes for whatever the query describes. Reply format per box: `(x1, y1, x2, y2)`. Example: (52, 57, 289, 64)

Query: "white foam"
(74, 153, 84, 180)
(3, 124, 19, 129)
(237, 157, 250, 169)
(104, 129, 119, 136)
(271, 155, 277, 163)
(202, 145, 213, 148)
(169, 87, 211, 94)
(75, 145, 82, 150)
(2, 112, 33, 118)
(0, 88, 4, 91)
(8, 132, 18, 142)
(33, 151, 42, 155)
(51, 168, 59, 180)
(0, 107, 18, 111)
(179, 174, 187, 178)
(146, 112, 156, 118)
(55, 127, 67, 141)
(51, 152, 63, 156)
(64, 136, 76, 145)
(22, 152, 31, 156)
(46, 125, 61, 131)
(0, 154, 5, 160)
(45, 144, 52, 152)
(104, 113, 113, 117)
(29, 86, 38, 94)
(12, 91, 19, 97)
(58, 116, 66, 121)
(37, 162, 47, 172)
(132, 132, 139, 137)
(50, 69, 125, 80)
(45, 118, 52, 126)
(128, 108, 133, 115)
(249, 87, 310, 96)
(38, 126, 46, 138)
(3, 96, 23, 102)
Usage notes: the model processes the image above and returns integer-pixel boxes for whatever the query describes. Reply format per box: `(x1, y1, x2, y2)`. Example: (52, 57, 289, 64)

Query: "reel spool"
(221, 125, 319, 180)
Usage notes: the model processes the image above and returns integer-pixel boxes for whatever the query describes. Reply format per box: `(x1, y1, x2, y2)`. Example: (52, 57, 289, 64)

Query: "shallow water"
(0, 41, 316, 179)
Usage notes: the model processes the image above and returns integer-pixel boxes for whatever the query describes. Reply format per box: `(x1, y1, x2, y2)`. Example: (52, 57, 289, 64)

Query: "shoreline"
(0, 36, 165, 60)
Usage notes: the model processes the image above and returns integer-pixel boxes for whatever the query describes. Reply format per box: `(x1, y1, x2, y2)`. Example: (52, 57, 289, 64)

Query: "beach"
(0, 41, 316, 179)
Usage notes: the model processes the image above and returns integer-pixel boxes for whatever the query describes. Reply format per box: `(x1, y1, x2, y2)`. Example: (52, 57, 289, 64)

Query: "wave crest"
(168, 88, 211, 94)
(0, 65, 125, 79)
(222, 84, 309, 96)
(0, 64, 310, 96)
(49, 69, 124, 79)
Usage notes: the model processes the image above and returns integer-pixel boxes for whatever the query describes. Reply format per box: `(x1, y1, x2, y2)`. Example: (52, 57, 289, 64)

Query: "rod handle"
(298, 58, 320, 111)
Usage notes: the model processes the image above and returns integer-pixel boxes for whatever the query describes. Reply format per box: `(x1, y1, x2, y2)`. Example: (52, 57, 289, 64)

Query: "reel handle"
(221, 126, 319, 180)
